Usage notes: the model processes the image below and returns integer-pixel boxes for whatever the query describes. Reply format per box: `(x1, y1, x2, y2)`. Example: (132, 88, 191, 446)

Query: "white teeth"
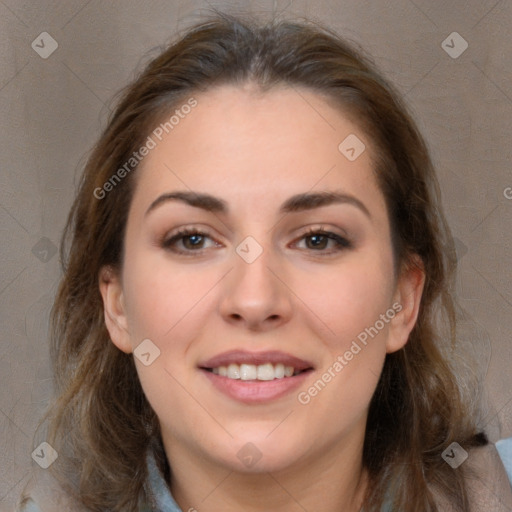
(257, 363, 274, 381)
(240, 364, 257, 380)
(227, 364, 240, 379)
(274, 363, 285, 379)
(210, 363, 299, 381)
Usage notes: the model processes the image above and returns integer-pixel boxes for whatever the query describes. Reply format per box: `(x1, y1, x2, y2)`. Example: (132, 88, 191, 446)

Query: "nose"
(218, 239, 293, 332)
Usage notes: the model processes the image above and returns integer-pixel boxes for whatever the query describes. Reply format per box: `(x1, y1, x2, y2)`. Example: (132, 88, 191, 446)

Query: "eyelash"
(161, 226, 352, 257)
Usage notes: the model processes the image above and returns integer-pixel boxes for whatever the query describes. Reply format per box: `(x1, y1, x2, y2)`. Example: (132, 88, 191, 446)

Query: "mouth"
(202, 363, 310, 380)
(199, 349, 314, 379)
(198, 350, 315, 403)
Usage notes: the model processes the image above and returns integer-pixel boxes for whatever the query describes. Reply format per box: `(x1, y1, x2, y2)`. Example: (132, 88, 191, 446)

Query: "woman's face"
(100, 83, 423, 474)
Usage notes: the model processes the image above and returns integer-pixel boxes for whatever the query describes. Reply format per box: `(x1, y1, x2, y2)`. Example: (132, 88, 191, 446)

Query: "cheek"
(291, 254, 395, 426)
(121, 249, 219, 344)
(120, 257, 218, 423)
(294, 252, 395, 354)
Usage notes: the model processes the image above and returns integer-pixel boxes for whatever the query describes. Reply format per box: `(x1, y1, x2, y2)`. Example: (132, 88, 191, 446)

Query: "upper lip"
(199, 350, 314, 371)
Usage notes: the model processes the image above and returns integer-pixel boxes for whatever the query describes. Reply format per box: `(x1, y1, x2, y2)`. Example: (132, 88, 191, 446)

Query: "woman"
(17, 11, 512, 512)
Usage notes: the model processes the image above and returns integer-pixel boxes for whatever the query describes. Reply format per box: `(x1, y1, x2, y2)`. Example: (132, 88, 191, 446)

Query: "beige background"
(1, 0, 511, 510)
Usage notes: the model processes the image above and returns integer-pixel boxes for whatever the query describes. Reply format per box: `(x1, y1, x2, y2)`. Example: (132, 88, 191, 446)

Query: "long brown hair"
(23, 10, 486, 511)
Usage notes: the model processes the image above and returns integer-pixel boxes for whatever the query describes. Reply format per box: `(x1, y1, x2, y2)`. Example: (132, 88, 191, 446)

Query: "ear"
(98, 265, 133, 354)
(386, 255, 426, 354)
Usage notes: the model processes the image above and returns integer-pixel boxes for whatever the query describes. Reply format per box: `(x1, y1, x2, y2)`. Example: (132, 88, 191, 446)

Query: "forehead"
(130, 83, 387, 220)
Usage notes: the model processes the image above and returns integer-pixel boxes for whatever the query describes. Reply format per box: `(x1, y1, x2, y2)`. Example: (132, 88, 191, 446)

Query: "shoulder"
(465, 441, 512, 510)
(432, 442, 512, 511)
(15, 451, 165, 512)
(14, 469, 87, 512)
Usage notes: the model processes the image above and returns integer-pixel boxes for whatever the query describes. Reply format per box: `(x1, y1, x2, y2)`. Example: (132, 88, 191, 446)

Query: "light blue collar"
(143, 450, 183, 512)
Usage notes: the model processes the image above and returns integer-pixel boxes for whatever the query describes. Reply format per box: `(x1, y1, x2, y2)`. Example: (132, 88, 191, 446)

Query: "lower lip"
(200, 369, 313, 404)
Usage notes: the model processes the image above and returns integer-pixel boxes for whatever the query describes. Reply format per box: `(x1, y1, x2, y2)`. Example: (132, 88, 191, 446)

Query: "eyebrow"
(145, 190, 371, 219)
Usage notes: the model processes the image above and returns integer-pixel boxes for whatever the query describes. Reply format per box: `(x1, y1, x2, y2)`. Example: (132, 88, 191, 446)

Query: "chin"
(210, 431, 308, 474)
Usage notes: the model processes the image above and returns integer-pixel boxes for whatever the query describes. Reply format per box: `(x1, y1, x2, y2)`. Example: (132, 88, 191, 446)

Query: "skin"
(99, 83, 425, 512)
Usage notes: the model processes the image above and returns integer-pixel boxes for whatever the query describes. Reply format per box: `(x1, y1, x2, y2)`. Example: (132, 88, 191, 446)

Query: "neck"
(163, 430, 368, 512)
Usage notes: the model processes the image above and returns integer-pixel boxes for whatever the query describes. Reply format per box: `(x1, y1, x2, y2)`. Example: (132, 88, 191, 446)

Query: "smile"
(207, 362, 303, 380)
(198, 350, 315, 403)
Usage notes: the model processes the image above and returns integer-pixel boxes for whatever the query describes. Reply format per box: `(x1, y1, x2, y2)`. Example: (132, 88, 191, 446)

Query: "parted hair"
(22, 10, 486, 512)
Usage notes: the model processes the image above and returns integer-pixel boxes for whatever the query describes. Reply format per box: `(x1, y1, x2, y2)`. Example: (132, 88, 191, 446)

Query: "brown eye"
(162, 228, 219, 255)
(295, 228, 352, 254)
(181, 233, 206, 249)
(305, 233, 330, 250)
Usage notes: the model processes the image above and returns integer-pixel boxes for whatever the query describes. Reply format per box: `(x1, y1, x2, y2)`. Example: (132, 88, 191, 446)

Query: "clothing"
(142, 450, 182, 511)
(496, 436, 512, 485)
(17, 440, 512, 512)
